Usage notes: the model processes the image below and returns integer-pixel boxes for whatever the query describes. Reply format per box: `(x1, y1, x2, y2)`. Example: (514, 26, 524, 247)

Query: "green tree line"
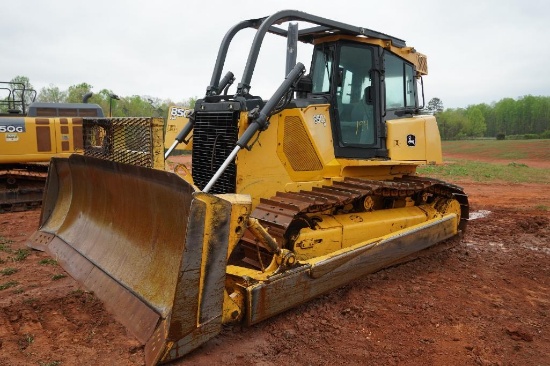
(426, 96, 550, 140)
(1, 76, 197, 118)
(4, 76, 549, 140)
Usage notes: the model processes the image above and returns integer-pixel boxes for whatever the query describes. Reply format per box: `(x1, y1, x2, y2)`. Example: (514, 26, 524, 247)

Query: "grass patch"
(23, 297, 38, 305)
(52, 274, 67, 281)
(0, 280, 19, 290)
(507, 162, 529, 168)
(0, 244, 12, 253)
(40, 362, 62, 366)
(0, 236, 13, 244)
(442, 139, 550, 161)
(0, 239, 13, 253)
(1, 267, 18, 276)
(13, 249, 30, 262)
(39, 258, 58, 266)
(18, 333, 34, 350)
(418, 159, 550, 183)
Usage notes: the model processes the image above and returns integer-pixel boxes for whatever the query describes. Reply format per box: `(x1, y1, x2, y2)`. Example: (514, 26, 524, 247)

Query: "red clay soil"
(1, 174, 549, 365)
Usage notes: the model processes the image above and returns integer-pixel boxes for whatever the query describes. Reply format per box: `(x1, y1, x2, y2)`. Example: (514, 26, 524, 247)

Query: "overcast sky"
(2, 0, 549, 109)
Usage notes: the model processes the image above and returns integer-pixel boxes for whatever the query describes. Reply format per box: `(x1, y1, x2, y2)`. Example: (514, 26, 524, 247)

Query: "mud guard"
(27, 155, 235, 365)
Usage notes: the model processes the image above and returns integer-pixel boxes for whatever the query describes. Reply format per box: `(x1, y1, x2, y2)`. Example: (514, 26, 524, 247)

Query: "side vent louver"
(283, 116, 323, 171)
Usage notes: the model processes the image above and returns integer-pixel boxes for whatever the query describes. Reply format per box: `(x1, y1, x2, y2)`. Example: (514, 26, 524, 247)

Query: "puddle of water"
(469, 210, 492, 220)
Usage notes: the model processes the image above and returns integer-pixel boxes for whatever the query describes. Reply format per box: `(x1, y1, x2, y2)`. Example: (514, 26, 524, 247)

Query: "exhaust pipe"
(82, 92, 93, 103)
(286, 23, 298, 76)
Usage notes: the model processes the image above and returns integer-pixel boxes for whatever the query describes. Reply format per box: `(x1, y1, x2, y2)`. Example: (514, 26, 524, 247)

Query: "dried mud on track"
(0, 180, 549, 366)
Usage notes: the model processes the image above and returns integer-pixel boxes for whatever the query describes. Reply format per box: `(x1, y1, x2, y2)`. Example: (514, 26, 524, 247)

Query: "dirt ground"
(0, 155, 549, 366)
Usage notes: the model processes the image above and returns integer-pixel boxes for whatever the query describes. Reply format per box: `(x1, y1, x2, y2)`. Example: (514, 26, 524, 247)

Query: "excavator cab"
(28, 10, 468, 365)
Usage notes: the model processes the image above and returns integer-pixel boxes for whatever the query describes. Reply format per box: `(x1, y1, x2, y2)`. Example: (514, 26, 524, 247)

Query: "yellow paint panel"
(338, 207, 428, 246)
(0, 117, 83, 163)
(386, 115, 442, 163)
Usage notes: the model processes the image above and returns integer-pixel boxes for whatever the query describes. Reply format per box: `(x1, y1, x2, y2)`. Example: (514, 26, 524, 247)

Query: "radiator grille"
(82, 117, 164, 169)
(283, 116, 323, 171)
(192, 111, 239, 193)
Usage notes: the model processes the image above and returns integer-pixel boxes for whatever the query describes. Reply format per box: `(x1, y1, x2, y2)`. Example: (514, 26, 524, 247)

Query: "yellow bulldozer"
(27, 10, 468, 365)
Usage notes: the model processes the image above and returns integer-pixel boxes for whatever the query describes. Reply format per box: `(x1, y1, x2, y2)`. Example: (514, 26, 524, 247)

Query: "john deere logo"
(407, 134, 416, 147)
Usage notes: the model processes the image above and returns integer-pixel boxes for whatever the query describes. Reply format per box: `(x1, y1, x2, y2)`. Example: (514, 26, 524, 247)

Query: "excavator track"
(241, 175, 469, 268)
(0, 164, 48, 213)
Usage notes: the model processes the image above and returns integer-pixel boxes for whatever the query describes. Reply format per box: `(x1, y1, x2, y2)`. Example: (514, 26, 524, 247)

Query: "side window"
(385, 53, 405, 109)
(385, 53, 417, 110)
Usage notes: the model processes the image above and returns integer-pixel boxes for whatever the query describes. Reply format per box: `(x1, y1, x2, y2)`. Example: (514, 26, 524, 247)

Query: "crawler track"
(240, 176, 469, 267)
(0, 164, 48, 213)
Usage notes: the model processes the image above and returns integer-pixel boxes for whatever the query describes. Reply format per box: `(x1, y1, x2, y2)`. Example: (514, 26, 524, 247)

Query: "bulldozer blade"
(27, 155, 235, 365)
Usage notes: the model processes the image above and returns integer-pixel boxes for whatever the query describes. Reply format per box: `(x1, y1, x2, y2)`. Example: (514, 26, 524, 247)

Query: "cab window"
(311, 48, 332, 93)
(335, 44, 374, 146)
(385, 53, 416, 109)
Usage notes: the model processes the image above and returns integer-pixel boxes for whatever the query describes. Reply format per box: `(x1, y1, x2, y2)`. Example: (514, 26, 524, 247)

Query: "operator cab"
(310, 40, 421, 159)
(199, 11, 427, 160)
(190, 10, 429, 193)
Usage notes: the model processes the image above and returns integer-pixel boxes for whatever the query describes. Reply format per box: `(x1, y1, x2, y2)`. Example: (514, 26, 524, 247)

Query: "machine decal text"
(0, 118, 26, 133)
(5, 133, 18, 141)
(169, 107, 188, 120)
(313, 114, 326, 127)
